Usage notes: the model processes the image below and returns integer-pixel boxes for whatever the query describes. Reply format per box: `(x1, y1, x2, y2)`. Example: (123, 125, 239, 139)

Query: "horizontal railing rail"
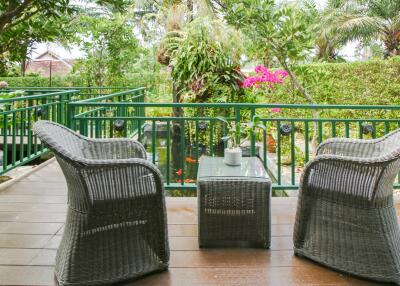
(68, 101, 400, 109)
(69, 98, 400, 193)
(7, 86, 143, 101)
(0, 90, 76, 103)
(75, 87, 146, 103)
(68, 88, 146, 138)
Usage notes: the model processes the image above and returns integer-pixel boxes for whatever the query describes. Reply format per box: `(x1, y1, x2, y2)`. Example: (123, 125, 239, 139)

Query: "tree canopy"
(0, 0, 133, 75)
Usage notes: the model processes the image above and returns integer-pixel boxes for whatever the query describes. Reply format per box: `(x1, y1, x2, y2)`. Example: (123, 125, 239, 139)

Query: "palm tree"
(302, 0, 344, 61)
(323, 0, 400, 58)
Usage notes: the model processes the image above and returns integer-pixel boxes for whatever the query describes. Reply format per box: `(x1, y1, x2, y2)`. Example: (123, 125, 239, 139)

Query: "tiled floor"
(0, 160, 395, 285)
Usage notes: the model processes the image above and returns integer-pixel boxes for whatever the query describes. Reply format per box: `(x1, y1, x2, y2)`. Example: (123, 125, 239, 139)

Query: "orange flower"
(177, 179, 196, 183)
(185, 157, 198, 164)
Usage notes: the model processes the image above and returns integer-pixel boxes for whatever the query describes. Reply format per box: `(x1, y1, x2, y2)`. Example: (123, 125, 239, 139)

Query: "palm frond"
(392, 11, 400, 33)
(335, 14, 384, 43)
(368, 0, 400, 19)
(326, 0, 348, 9)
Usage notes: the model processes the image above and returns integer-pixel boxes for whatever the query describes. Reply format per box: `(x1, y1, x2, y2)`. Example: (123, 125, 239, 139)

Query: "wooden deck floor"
(0, 160, 396, 285)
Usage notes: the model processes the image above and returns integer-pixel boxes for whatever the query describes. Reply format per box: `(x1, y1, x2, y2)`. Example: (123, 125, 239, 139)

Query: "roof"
(32, 50, 73, 69)
(25, 50, 75, 77)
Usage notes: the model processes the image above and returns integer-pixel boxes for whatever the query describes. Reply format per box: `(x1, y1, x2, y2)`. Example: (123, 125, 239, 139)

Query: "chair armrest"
(300, 154, 386, 200)
(316, 138, 379, 158)
(84, 138, 147, 160)
(79, 158, 165, 203)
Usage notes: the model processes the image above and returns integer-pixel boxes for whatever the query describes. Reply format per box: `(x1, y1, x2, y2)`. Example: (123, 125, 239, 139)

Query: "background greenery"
(0, 72, 172, 97)
(2, 58, 399, 107)
(272, 57, 400, 106)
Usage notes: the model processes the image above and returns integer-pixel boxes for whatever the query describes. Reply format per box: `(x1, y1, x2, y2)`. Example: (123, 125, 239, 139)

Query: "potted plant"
(217, 115, 266, 166)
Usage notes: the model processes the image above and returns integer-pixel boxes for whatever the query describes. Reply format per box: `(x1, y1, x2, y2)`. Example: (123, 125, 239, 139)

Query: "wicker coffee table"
(197, 156, 272, 248)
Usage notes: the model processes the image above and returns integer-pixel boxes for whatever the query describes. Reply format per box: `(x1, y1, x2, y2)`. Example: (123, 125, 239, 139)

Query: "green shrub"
(2, 58, 399, 110)
(0, 75, 83, 87)
(271, 58, 400, 106)
(0, 72, 172, 96)
(256, 58, 400, 121)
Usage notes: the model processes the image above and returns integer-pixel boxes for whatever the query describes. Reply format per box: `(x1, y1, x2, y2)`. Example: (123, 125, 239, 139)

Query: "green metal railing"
(0, 89, 79, 175)
(8, 87, 139, 101)
(69, 92, 400, 192)
(68, 88, 146, 137)
(0, 87, 146, 177)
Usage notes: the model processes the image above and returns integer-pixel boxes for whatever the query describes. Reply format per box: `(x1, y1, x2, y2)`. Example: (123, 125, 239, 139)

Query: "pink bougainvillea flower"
(242, 65, 289, 89)
(271, 108, 282, 113)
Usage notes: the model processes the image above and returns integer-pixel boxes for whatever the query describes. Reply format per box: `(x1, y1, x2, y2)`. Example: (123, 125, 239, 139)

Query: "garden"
(2, 2, 400, 286)
(0, 0, 400, 195)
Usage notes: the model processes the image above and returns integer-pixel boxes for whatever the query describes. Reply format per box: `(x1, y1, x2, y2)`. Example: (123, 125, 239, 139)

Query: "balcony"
(0, 88, 399, 285)
(2, 87, 400, 192)
(0, 159, 390, 285)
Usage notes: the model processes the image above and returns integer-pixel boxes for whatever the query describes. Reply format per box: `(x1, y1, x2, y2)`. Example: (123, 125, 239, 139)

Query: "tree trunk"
(21, 57, 26, 76)
(383, 33, 400, 59)
(0, 0, 34, 34)
(20, 43, 28, 77)
(187, 0, 194, 22)
(0, 49, 7, 76)
(282, 62, 315, 105)
(281, 60, 319, 152)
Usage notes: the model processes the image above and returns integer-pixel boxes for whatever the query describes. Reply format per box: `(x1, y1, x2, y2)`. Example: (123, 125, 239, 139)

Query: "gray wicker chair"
(33, 120, 169, 286)
(294, 128, 400, 284)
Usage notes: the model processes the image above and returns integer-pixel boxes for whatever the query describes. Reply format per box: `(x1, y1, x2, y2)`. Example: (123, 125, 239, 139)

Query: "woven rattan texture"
(33, 121, 169, 286)
(294, 130, 400, 284)
(197, 157, 272, 248)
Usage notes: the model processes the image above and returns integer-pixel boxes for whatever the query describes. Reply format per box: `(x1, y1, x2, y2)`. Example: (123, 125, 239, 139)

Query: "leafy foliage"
(0, 72, 172, 95)
(0, 0, 131, 34)
(168, 19, 245, 103)
(319, 0, 400, 58)
(218, 115, 266, 148)
(262, 57, 400, 119)
(224, 1, 314, 64)
(0, 0, 133, 76)
(72, 15, 141, 86)
(223, 0, 318, 104)
(133, 0, 223, 42)
(3, 58, 400, 108)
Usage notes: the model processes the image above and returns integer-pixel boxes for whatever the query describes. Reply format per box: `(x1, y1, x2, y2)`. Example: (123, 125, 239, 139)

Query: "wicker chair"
(33, 120, 169, 286)
(293, 129, 400, 284)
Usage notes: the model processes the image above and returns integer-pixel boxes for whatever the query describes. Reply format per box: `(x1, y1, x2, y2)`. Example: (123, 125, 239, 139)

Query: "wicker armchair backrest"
(33, 120, 93, 210)
(378, 130, 400, 158)
(33, 120, 88, 161)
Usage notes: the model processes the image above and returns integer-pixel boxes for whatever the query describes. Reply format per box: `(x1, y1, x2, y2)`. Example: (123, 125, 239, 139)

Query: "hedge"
(0, 72, 172, 96)
(271, 57, 400, 106)
(1, 58, 399, 106)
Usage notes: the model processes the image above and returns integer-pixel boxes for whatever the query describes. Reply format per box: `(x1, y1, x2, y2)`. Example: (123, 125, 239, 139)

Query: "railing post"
(58, 92, 64, 124)
(235, 107, 240, 146)
(276, 120, 282, 186)
(250, 108, 256, 156)
(141, 88, 145, 117)
(66, 102, 74, 129)
(2, 115, 8, 173)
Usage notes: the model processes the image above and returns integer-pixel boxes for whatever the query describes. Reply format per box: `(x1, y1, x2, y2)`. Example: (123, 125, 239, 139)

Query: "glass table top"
(197, 156, 270, 180)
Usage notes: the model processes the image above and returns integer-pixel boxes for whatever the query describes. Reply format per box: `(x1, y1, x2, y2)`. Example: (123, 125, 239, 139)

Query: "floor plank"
(0, 234, 53, 248)
(0, 266, 55, 285)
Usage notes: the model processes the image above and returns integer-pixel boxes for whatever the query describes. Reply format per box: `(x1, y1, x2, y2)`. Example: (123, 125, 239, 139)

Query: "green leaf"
(216, 116, 229, 125)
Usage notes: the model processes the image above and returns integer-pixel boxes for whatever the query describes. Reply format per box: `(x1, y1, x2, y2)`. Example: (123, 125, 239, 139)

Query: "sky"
(32, 0, 357, 61)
